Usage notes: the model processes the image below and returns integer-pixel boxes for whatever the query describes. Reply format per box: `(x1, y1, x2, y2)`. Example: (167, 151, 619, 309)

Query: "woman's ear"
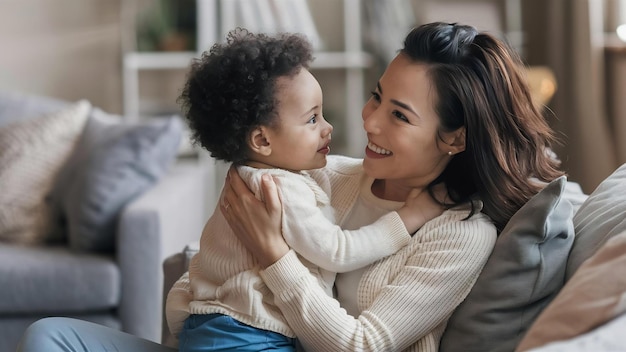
(248, 127, 272, 156)
(447, 127, 466, 154)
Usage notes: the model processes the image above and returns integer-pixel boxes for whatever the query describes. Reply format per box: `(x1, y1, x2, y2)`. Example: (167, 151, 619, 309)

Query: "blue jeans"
(179, 314, 297, 352)
(17, 317, 176, 352)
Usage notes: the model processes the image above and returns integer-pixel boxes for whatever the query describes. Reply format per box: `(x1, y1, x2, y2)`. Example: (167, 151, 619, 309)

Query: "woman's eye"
(392, 110, 409, 122)
(307, 115, 317, 124)
(370, 91, 381, 102)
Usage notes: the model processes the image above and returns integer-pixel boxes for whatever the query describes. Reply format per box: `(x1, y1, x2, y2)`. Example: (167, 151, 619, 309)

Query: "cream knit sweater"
(166, 163, 411, 338)
(260, 156, 498, 351)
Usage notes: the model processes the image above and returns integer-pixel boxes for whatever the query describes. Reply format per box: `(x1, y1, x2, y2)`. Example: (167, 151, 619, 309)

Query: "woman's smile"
(365, 141, 392, 158)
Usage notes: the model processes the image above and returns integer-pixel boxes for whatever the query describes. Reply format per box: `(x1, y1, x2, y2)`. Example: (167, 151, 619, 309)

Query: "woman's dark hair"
(178, 28, 313, 163)
(401, 22, 563, 231)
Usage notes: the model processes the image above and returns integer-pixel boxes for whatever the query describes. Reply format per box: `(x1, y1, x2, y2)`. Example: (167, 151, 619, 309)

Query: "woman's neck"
(371, 179, 426, 202)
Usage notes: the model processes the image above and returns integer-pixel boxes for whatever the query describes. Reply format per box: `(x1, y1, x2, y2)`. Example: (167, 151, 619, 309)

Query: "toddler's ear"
(248, 127, 272, 156)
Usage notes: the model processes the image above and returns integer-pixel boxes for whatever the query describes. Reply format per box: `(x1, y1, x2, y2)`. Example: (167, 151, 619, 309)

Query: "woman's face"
(361, 53, 452, 191)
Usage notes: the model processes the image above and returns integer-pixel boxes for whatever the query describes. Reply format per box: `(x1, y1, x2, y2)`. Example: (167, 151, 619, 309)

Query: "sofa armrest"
(116, 161, 207, 342)
(161, 242, 199, 347)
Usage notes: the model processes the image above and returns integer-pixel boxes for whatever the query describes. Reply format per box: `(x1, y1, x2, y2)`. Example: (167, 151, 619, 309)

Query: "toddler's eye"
(307, 115, 317, 124)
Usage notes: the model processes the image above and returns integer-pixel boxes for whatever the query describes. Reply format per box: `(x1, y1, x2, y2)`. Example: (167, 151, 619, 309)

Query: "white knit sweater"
(260, 155, 498, 351)
(166, 163, 411, 338)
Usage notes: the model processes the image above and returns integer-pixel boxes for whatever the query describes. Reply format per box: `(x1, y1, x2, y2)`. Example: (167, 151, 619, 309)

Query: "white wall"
(0, 1, 124, 114)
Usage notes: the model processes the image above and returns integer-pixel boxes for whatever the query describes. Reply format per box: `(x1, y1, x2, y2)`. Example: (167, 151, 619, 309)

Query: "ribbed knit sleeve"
(261, 209, 497, 352)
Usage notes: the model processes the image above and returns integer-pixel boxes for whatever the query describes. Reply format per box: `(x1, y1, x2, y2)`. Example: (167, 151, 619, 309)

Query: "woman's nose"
(362, 105, 381, 134)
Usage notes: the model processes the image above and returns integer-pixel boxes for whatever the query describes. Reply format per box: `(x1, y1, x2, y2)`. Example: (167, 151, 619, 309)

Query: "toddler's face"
(263, 68, 333, 171)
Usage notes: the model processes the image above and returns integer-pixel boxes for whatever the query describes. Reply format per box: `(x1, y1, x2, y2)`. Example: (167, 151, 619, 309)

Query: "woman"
(214, 21, 564, 351)
(17, 22, 562, 352)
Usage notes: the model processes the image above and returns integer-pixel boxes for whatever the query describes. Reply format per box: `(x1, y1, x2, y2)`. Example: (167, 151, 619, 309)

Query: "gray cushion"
(0, 90, 69, 128)
(566, 163, 626, 279)
(562, 180, 588, 215)
(439, 176, 575, 352)
(0, 244, 120, 313)
(50, 108, 183, 252)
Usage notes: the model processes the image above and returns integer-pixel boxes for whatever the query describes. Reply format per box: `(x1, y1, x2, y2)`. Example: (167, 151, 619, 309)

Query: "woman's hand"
(221, 165, 290, 268)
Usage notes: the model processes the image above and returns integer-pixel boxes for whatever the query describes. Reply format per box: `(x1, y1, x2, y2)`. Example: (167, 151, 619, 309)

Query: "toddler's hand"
(397, 185, 446, 234)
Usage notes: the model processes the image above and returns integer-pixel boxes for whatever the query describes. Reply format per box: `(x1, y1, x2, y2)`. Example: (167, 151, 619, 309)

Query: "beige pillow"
(0, 100, 90, 244)
(516, 230, 626, 351)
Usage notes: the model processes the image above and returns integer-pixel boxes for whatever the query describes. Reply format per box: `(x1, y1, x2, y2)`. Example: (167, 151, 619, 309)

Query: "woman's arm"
(260, 220, 496, 352)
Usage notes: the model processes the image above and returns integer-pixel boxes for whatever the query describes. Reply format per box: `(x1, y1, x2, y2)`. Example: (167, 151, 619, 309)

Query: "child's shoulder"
(237, 166, 303, 185)
(237, 165, 321, 192)
(322, 155, 363, 176)
(307, 155, 363, 193)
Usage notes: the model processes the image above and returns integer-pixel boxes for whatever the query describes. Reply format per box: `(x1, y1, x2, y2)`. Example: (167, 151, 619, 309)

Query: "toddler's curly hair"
(178, 28, 314, 163)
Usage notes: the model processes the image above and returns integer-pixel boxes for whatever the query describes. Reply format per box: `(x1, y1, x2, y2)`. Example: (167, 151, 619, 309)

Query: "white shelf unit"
(122, 0, 372, 157)
(121, 0, 374, 210)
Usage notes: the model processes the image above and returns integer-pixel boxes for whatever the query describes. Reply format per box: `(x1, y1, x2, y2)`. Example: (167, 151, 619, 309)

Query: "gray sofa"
(0, 92, 206, 352)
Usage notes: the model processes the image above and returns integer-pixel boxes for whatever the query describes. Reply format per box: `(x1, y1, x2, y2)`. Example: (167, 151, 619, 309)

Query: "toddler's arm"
(279, 175, 440, 273)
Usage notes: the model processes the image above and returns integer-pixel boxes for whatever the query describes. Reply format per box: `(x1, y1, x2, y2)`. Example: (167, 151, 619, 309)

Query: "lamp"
(526, 66, 557, 106)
